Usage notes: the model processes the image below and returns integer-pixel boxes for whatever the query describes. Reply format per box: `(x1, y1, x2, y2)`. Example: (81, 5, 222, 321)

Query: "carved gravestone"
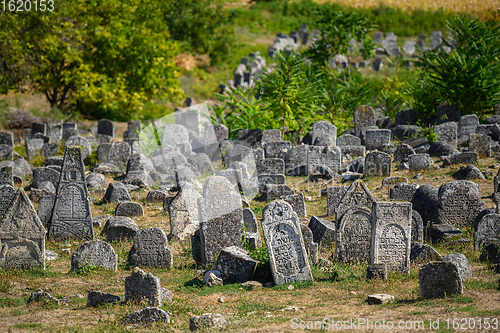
(37, 194, 56, 227)
(394, 143, 415, 162)
(0, 188, 46, 269)
(32, 122, 46, 136)
(364, 151, 391, 177)
(390, 183, 419, 202)
(474, 213, 500, 250)
(311, 121, 337, 146)
(169, 184, 201, 241)
(284, 145, 310, 176)
(458, 114, 479, 137)
(337, 134, 361, 147)
(326, 186, 348, 216)
(0, 165, 13, 187)
(468, 133, 491, 158)
(129, 228, 173, 268)
(49, 146, 93, 240)
(0, 131, 14, 147)
(262, 200, 313, 285)
(408, 154, 432, 172)
(371, 201, 412, 273)
(97, 119, 115, 139)
(46, 121, 63, 141)
(108, 141, 131, 170)
(265, 141, 291, 159)
(257, 158, 284, 175)
(124, 267, 171, 306)
(261, 129, 282, 146)
(308, 216, 336, 249)
(197, 176, 243, 264)
(335, 180, 376, 263)
(243, 208, 258, 233)
(0, 185, 16, 219)
(300, 224, 318, 263)
(434, 122, 458, 147)
(65, 136, 92, 161)
(307, 146, 341, 180)
(354, 105, 376, 137)
(438, 105, 460, 124)
(411, 184, 439, 225)
(437, 180, 485, 228)
(26, 138, 44, 160)
(71, 239, 117, 272)
(281, 193, 306, 217)
(364, 129, 391, 151)
(419, 261, 463, 299)
(412, 210, 424, 243)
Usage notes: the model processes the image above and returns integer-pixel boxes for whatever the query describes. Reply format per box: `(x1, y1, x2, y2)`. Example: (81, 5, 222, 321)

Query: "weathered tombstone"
(373, 32, 383, 44)
(127, 120, 141, 140)
(115, 201, 144, 217)
(419, 261, 462, 299)
(431, 30, 442, 49)
(97, 119, 115, 139)
(32, 122, 46, 136)
(412, 210, 424, 243)
(0, 184, 16, 219)
(65, 136, 92, 161)
(196, 176, 243, 264)
(265, 141, 291, 159)
(411, 185, 439, 225)
(129, 228, 173, 268)
(0, 165, 13, 187)
(0, 188, 46, 269)
(437, 180, 485, 228)
(0, 131, 14, 147)
(280, 193, 306, 216)
(434, 122, 458, 147)
(168, 184, 201, 241)
(108, 141, 132, 170)
(262, 200, 313, 285)
(46, 121, 63, 141)
(337, 134, 361, 147)
(364, 129, 391, 151)
(468, 133, 491, 158)
(353, 105, 376, 137)
(364, 151, 391, 177)
(335, 180, 376, 263)
(370, 201, 412, 273)
(237, 129, 262, 148)
(437, 105, 460, 124)
(441, 253, 472, 281)
(473, 213, 500, 250)
(71, 239, 117, 272)
(458, 114, 479, 137)
(0, 144, 13, 161)
(213, 246, 258, 284)
(284, 145, 310, 176)
(307, 146, 341, 179)
(26, 138, 44, 160)
(311, 121, 337, 146)
(48, 146, 93, 240)
(32, 167, 60, 189)
(257, 158, 284, 175)
(326, 186, 348, 216)
(261, 129, 282, 146)
(308, 216, 336, 249)
(243, 208, 258, 233)
(402, 41, 416, 55)
(37, 194, 56, 227)
(160, 124, 189, 148)
(261, 184, 294, 202)
(408, 154, 432, 172)
(124, 267, 171, 306)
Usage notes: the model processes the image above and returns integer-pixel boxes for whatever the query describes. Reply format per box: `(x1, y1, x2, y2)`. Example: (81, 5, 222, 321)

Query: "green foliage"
(75, 264, 107, 276)
(86, 150, 99, 168)
(413, 15, 500, 120)
(377, 74, 413, 121)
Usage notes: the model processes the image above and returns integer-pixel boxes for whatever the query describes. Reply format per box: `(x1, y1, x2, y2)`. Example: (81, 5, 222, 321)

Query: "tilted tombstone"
(124, 267, 171, 307)
(494, 169, 500, 194)
(419, 261, 463, 299)
(364, 151, 391, 177)
(326, 185, 348, 216)
(364, 129, 391, 151)
(311, 121, 337, 146)
(468, 133, 491, 158)
(0, 165, 13, 187)
(437, 180, 485, 228)
(370, 201, 412, 273)
(434, 122, 458, 147)
(412, 210, 424, 243)
(473, 213, 500, 250)
(32, 167, 60, 189)
(262, 200, 313, 285)
(0, 188, 46, 269)
(243, 208, 258, 233)
(437, 105, 460, 124)
(49, 146, 93, 240)
(408, 154, 432, 172)
(46, 121, 63, 141)
(458, 114, 479, 138)
(71, 239, 117, 272)
(0, 184, 16, 219)
(280, 193, 306, 217)
(337, 134, 361, 147)
(335, 180, 376, 263)
(411, 184, 439, 225)
(97, 119, 115, 139)
(381, 176, 407, 189)
(308, 216, 336, 249)
(197, 176, 243, 264)
(168, 183, 201, 241)
(307, 146, 341, 179)
(354, 105, 376, 137)
(129, 227, 173, 268)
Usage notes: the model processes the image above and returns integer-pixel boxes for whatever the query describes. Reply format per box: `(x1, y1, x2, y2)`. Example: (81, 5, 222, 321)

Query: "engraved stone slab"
(307, 146, 341, 179)
(0, 185, 16, 219)
(335, 180, 376, 221)
(311, 121, 337, 146)
(198, 176, 243, 264)
(261, 129, 282, 146)
(408, 153, 432, 172)
(160, 124, 189, 147)
(49, 146, 93, 240)
(308, 216, 336, 249)
(108, 141, 132, 170)
(26, 138, 44, 160)
(370, 201, 412, 273)
(412, 210, 424, 243)
(257, 158, 284, 175)
(129, 228, 173, 268)
(468, 133, 491, 158)
(262, 200, 313, 285)
(97, 119, 115, 139)
(37, 194, 56, 227)
(354, 105, 376, 137)
(437, 180, 485, 228)
(326, 186, 348, 216)
(32, 167, 60, 189)
(46, 121, 63, 141)
(65, 136, 92, 161)
(365, 129, 391, 151)
(434, 122, 458, 147)
(265, 141, 291, 159)
(243, 208, 258, 233)
(412, 184, 439, 224)
(336, 207, 372, 263)
(0, 131, 14, 147)
(0, 165, 13, 187)
(364, 151, 391, 177)
(390, 183, 419, 202)
(0, 188, 46, 269)
(474, 213, 500, 250)
(280, 193, 306, 217)
(124, 267, 171, 306)
(458, 114, 479, 137)
(337, 134, 361, 147)
(419, 261, 463, 299)
(168, 184, 201, 241)
(71, 239, 117, 272)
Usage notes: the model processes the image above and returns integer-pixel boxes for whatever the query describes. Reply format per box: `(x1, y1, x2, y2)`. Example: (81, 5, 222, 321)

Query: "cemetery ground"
(0, 150, 499, 332)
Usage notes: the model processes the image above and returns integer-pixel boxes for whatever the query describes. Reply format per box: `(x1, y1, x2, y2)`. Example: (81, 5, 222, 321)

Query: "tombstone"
(419, 261, 462, 299)
(32, 167, 60, 189)
(300, 224, 318, 263)
(32, 122, 46, 136)
(101, 216, 139, 242)
(437, 180, 485, 228)
(213, 246, 258, 283)
(354, 105, 376, 137)
(335, 180, 376, 263)
(257, 158, 284, 175)
(337, 134, 361, 147)
(0, 165, 13, 187)
(46, 121, 63, 141)
(0, 131, 14, 147)
(262, 200, 313, 285)
(365, 129, 391, 151)
(116, 201, 144, 217)
(326, 186, 348, 216)
(124, 267, 171, 306)
(0, 188, 46, 269)
(284, 145, 310, 176)
(474, 213, 500, 250)
(104, 182, 132, 203)
(441, 253, 472, 281)
(108, 141, 132, 170)
(412, 210, 424, 243)
(431, 31, 442, 49)
(373, 32, 383, 44)
(0, 184, 16, 220)
(48, 146, 93, 240)
(37, 194, 56, 227)
(196, 176, 243, 264)
(168, 184, 201, 241)
(205, 124, 228, 147)
(434, 122, 458, 147)
(364, 151, 391, 177)
(437, 105, 460, 124)
(26, 138, 44, 160)
(372, 58, 383, 71)
(381, 176, 407, 189)
(129, 228, 173, 268)
(237, 129, 262, 148)
(308, 216, 336, 249)
(370, 201, 412, 273)
(160, 124, 189, 148)
(311, 121, 337, 146)
(65, 136, 92, 161)
(458, 114, 479, 137)
(468, 133, 491, 158)
(265, 141, 291, 159)
(0, 144, 12, 161)
(402, 41, 416, 55)
(126, 120, 141, 141)
(280, 193, 306, 217)
(97, 119, 115, 139)
(307, 146, 341, 179)
(411, 184, 439, 225)
(408, 154, 432, 172)
(71, 239, 117, 272)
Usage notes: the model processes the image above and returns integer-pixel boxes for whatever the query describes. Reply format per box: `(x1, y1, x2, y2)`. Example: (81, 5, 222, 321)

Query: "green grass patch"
(0, 297, 27, 308)
(12, 323, 43, 330)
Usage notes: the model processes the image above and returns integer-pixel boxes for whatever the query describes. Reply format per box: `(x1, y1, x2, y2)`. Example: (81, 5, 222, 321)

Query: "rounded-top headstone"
(419, 261, 463, 299)
(160, 124, 189, 147)
(441, 252, 472, 281)
(71, 239, 118, 272)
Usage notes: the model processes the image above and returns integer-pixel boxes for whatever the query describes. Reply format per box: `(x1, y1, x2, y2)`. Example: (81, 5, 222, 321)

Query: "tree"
(0, 0, 184, 121)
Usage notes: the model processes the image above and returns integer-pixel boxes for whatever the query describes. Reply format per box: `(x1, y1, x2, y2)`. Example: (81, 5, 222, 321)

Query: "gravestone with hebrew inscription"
(0, 165, 13, 187)
(169, 184, 201, 241)
(436, 180, 484, 228)
(370, 201, 412, 273)
(129, 228, 173, 268)
(335, 180, 376, 263)
(354, 105, 376, 137)
(307, 146, 341, 180)
(0, 185, 16, 219)
(49, 146, 93, 240)
(326, 186, 348, 216)
(71, 239, 117, 272)
(197, 176, 243, 264)
(473, 213, 500, 250)
(262, 200, 313, 285)
(311, 121, 337, 146)
(0, 188, 46, 269)
(364, 151, 391, 177)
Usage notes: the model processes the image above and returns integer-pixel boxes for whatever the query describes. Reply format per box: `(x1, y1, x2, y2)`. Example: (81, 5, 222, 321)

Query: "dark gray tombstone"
(364, 151, 391, 177)
(354, 105, 376, 137)
(129, 227, 173, 268)
(97, 119, 115, 139)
